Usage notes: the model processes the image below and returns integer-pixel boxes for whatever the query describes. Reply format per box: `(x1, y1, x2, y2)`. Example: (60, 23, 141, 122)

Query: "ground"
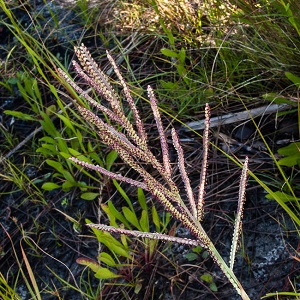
(0, 1, 299, 299)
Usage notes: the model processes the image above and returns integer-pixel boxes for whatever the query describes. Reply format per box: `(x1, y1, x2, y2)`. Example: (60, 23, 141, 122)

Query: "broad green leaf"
(262, 93, 296, 105)
(56, 137, 69, 153)
(46, 104, 56, 116)
(75, 129, 83, 144)
(103, 238, 131, 259)
(36, 147, 53, 157)
(61, 170, 76, 184)
(95, 267, 121, 280)
(41, 182, 61, 190)
(39, 144, 57, 153)
(278, 142, 300, 167)
(122, 207, 141, 230)
(62, 180, 75, 191)
(278, 142, 300, 156)
(177, 64, 186, 77)
(76, 257, 100, 273)
(4, 110, 37, 121)
(98, 252, 117, 267)
(81, 192, 99, 200)
(78, 181, 88, 191)
(86, 219, 132, 259)
(200, 273, 213, 283)
(210, 282, 218, 292)
(192, 246, 202, 254)
(38, 136, 55, 144)
(68, 148, 91, 162)
(106, 201, 131, 229)
(46, 159, 64, 173)
(101, 203, 117, 226)
(59, 152, 71, 159)
(185, 252, 198, 262)
(278, 154, 300, 167)
(160, 48, 178, 58)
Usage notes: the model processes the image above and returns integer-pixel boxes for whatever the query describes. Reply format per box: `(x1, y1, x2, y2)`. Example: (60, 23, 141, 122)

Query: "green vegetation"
(0, 0, 299, 299)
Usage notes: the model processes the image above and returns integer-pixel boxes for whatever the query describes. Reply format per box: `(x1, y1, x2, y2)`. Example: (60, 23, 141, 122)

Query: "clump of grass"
(58, 44, 250, 299)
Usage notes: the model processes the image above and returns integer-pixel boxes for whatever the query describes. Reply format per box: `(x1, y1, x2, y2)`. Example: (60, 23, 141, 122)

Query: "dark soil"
(0, 1, 299, 300)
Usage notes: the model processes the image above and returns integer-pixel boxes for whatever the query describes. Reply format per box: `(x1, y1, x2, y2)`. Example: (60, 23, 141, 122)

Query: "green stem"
(208, 241, 250, 300)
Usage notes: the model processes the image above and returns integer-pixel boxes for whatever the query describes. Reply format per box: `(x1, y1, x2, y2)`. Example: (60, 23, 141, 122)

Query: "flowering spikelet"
(197, 103, 210, 221)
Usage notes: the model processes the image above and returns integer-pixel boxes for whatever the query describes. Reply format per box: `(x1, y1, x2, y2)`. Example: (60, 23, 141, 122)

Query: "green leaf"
(57, 114, 75, 132)
(39, 136, 55, 144)
(192, 246, 202, 254)
(87, 141, 103, 165)
(86, 219, 132, 258)
(62, 180, 75, 191)
(59, 152, 71, 159)
(76, 258, 100, 272)
(266, 191, 299, 202)
(39, 144, 57, 153)
(137, 188, 147, 211)
(68, 148, 92, 162)
(139, 210, 149, 232)
(177, 64, 186, 77)
(40, 111, 59, 137)
(160, 48, 178, 58)
(278, 154, 300, 167)
(185, 252, 198, 261)
(178, 48, 186, 64)
(200, 273, 213, 283)
(46, 104, 56, 116)
(262, 93, 296, 105)
(160, 80, 179, 90)
(113, 180, 134, 211)
(209, 282, 218, 292)
(278, 142, 300, 156)
(98, 252, 117, 267)
(36, 147, 53, 157)
(81, 192, 99, 200)
(106, 201, 131, 229)
(202, 250, 209, 259)
(41, 182, 61, 190)
(104, 237, 132, 259)
(61, 170, 76, 183)
(106, 150, 118, 171)
(122, 207, 141, 231)
(285, 72, 300, 87)
(152, 206, 161, 232)
(77, 258, 121, 279)
(4, 110, 37, 121)
(278, 142, 300, 167)
(95, 267, 121, 280)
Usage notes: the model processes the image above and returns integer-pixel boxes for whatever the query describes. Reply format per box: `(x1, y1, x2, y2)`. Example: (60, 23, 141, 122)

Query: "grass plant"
(58, 44, 250, 299)
(0, 0, 299, 298)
